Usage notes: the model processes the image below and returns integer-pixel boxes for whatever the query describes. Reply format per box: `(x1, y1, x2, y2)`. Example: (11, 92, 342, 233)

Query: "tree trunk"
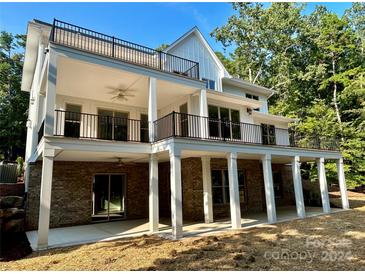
(332, 56, 344, 142)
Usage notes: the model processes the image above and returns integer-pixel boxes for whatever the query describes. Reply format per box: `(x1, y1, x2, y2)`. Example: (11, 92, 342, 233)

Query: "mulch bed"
(0, 232, 32, 262)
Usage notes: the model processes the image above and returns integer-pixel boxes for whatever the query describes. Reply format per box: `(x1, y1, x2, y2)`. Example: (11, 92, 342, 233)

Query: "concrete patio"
(27, 206, 343, 250)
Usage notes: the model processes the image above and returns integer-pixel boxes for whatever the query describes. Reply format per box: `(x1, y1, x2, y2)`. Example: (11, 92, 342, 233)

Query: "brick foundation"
(26, 158, 295, 230)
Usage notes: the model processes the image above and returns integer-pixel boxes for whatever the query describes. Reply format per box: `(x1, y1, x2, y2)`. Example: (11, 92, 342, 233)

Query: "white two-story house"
(22, 19, 349, 250)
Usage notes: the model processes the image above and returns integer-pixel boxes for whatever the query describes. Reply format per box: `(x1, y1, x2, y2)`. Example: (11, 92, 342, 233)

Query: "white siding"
(168, 33, 223, 92)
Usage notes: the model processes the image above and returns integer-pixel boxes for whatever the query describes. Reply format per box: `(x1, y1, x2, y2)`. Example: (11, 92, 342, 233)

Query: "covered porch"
(27, 206, 343, 250)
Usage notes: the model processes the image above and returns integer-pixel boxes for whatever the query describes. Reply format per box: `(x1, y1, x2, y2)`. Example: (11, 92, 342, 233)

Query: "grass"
(1, 191, 365, 270)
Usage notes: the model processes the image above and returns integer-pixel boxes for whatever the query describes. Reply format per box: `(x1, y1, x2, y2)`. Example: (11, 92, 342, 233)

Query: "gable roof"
(165, 26, 230, 77)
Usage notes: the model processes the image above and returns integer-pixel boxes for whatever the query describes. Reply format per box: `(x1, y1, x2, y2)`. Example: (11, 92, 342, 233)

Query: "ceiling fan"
(106, 85, 136, 102)
(106, 77, 142, 102)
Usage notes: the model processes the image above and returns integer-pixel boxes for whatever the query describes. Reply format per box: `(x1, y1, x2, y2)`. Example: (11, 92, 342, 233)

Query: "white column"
(262, 154, 277, 223)
(227, 152, 241, 229)
(317, 158, 331, 213)
(199, 89, 208, 139)
(291, 156, 306, 218)
(169, 149, 183, 239)
(336, 158, 349, 209)
(44, 50, 57, 136)
(148, 77, 157, 142)
(201, 157, 213, 223)
(149, 154, 159, 233)
(37, 148, 55, 249)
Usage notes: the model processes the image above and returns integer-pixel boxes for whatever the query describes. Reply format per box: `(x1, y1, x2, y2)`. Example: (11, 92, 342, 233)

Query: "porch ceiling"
(56, 57, 199, 109)
(54, 150, 150, 163)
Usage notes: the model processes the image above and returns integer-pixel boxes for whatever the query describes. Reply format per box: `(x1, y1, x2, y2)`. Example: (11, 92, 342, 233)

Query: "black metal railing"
(54, 110, 149, 143)
(50, 19, 200, 80)
(38, 120, 44, 144)
(153, 112, 339, 150)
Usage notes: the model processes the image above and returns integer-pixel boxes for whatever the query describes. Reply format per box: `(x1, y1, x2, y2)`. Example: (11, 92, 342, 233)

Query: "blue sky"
(0, 2, 353, 54)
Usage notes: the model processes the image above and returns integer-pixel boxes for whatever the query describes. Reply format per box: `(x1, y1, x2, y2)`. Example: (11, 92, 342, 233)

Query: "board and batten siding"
(167, 33, 224, 92)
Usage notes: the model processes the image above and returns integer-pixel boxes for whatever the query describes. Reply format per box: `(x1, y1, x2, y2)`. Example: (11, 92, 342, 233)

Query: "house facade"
(22, 19, 349, 250)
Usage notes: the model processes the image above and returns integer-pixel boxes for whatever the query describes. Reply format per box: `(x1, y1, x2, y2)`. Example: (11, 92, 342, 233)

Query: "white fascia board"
(152, 137, 341, 159)
(252, 112, 297, 124)
(165, 27, 230, 77)
(44, 136, 152, 154)
(22, 23, 42, 92)
(205, 90, 262, 109)
(222, 77, 275, 97)
(51, 44, 205, 90)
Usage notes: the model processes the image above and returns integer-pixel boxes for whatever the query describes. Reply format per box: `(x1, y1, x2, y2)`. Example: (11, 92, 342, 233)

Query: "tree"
(212, 3, 365, 187)
(0, 31, 29, 161)
(155, 43, 169, 51)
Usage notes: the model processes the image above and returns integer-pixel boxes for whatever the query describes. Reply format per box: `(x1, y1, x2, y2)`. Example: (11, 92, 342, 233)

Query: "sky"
(0, 2, 354, 54)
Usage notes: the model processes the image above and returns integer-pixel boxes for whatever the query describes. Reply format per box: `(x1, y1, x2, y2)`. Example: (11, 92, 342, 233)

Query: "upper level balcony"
(50, 19, 200, 80)
(38, 110, 339, 151)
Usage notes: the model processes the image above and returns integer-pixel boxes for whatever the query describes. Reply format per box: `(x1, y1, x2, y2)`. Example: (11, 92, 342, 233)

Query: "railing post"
(112, 36, 115, 57)
(159, 51, 162, 70)
(172, 111, 176, 137)
(51, 18, 56, 42)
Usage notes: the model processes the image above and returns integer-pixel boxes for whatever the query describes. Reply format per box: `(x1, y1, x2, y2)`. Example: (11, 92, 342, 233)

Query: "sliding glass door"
(93, 174, 126, 222)
(98, 109, 129, 141)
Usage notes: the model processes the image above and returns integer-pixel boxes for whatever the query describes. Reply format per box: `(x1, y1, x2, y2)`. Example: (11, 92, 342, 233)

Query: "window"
(179, 103, 189, 137)
(140, 114, 149, 142)
(208, 105, 241, 140)
(98, 109, 129, 141)
(245, 93, 259, 101)
(202, 78, 216, 90)
(273, 171, 283, 198)
(261, 123, 276, 145)
(64, 104, 82, 137)
(211, 169, 246, 204)
(246, 93, 260, 111)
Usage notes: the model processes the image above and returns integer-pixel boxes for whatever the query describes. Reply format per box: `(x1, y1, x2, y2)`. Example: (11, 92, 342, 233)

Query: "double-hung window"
(64, 104, 82, 138)
(246, 93, 260, 111)
(202, 78, 216, 90)
(261, 123, 276, 145)
(211, 169, 246, 204)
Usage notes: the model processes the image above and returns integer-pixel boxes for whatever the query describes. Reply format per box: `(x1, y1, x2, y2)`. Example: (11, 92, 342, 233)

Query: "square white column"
(201, 157, 213, 223)
(37, 148, 55, 249)
(317, 157, 331, 213)
(261, 154, 277, 223)
(148, 77, 157, 142)
(169, 149, 183, 239)
(149, 154, 159, 233)
(227, 152, 241, 229)
(44, 51, 57, 136)
(292, 156, 306, 218)
(336, 157, 349, 209)
(199, 89, 208, 139)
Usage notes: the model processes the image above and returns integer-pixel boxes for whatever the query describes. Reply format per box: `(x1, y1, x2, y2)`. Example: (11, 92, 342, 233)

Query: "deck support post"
(37, 148, 55, 249)
(199, 88, 208, 139)
(336, 157, 349, 210)
(317, 157, 331, 213)
(202, 157, 213, 223)
(149, 154, 159, 233)
(148, 77, 157, 142)
(169, 148, 183, 239)
(227, 152, 241, 229)
(292, 156, 306, 218)
(262, 154, 277, 223)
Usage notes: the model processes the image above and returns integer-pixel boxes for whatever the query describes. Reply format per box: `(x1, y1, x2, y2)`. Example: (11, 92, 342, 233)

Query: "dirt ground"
(1, 190, 365, 271)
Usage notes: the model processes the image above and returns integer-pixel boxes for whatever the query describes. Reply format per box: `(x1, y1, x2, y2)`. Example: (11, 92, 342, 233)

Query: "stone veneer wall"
(26, 161, 149, 230)
(26, 158, 295, 230)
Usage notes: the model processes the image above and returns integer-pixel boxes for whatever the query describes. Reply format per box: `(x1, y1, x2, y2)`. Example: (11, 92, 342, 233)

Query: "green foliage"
(0, 31, 29, 161)
(155, 43, 169, 51)
(213, 3, 365, 187)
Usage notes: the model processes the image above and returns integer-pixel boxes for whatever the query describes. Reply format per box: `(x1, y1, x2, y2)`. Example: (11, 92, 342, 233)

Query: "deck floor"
(27, 206, 343, 250)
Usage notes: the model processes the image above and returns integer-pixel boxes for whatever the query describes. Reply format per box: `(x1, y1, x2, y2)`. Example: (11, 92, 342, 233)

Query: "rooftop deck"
(50, 19, 200, 80)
